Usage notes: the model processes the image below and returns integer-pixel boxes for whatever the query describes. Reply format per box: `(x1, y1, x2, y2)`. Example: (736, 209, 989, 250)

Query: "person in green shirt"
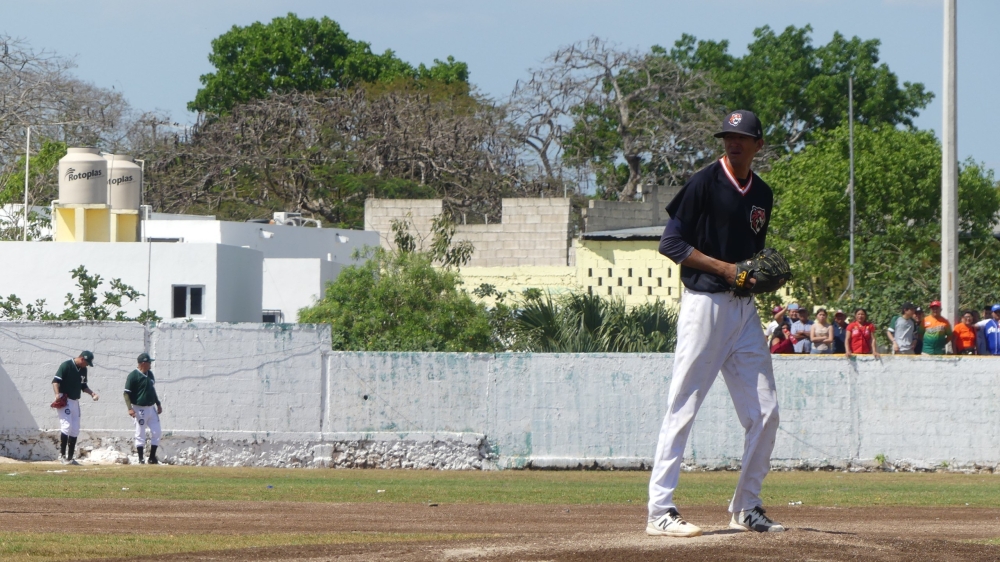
(123, 352, 163, 464)
(51, 351, 100, 465)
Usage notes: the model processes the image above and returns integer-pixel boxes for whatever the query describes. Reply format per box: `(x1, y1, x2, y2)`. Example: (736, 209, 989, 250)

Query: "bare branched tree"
(144, 85, 538, 226)
(0, 35, 167, 172)
(515, 37, 723, 200)
(0, 35, 72, 163)
(507, 76, 568, 184)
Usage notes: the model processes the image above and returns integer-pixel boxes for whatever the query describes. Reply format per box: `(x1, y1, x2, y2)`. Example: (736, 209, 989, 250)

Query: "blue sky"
(3, 0, 997, 174)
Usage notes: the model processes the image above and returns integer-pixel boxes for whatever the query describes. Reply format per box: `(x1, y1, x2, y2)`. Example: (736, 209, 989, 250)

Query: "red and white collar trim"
(719, 157, 752, 195)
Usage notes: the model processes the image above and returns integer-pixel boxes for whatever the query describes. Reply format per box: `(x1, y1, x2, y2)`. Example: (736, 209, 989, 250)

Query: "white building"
(0, 213, 376, 323)
(144, 214, 375, 322)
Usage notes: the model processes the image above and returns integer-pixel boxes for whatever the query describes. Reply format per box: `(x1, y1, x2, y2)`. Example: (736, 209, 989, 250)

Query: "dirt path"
(2, 500, 999, 560)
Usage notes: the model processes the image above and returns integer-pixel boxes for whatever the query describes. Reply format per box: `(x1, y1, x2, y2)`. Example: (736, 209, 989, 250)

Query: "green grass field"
(2, 464, 1000, 507)
(3, 465, 1000, 561)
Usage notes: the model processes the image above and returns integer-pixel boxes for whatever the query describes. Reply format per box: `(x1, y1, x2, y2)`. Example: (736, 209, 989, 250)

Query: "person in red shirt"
(845, 308, 880, 359)
(953, 310, 978, 354)
(769, 326, 794, 354)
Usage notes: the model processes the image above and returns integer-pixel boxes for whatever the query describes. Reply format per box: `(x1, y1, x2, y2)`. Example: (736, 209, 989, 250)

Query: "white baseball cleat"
(729, 506, 785, 532)
(646, 508, 703, 537)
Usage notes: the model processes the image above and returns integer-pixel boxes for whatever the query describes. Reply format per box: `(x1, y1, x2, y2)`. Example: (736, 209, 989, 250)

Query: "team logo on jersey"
(729, 113, 743, 126)
(750, 206, 766, 233)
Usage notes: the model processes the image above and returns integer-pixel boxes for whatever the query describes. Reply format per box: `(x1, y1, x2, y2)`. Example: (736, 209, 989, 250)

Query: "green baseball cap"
(137, 352, 154, 363)
(79, 350, 94, 366)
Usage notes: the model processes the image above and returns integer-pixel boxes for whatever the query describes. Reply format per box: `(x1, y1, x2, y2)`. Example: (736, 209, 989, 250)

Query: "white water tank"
(103, 154, 142, 210)
(58, 148, 107, 204)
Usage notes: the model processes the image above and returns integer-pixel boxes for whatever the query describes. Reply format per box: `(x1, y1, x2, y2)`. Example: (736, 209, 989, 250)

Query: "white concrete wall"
(146, 323, 327, 434)
(0, 242, 261, 323)
(2, 325, 1000, 471)
(0, 322, 145, 434)
(328, 353, 1000, 470)
(262, 259, 342, 322)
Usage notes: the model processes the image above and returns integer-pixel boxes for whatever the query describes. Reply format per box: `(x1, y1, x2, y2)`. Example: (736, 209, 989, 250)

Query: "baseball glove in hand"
(51, 394, 67, 409)
(733, 248, 792, 296)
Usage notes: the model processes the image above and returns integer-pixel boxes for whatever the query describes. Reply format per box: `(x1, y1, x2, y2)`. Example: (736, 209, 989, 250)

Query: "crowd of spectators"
(766, 301, 1000, 356)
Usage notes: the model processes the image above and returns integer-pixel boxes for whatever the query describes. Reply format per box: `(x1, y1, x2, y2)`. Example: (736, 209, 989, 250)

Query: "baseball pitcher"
(648, 110, 791, 537)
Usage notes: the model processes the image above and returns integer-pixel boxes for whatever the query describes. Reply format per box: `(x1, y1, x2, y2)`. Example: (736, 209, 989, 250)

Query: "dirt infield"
(2, 499, 999, 561)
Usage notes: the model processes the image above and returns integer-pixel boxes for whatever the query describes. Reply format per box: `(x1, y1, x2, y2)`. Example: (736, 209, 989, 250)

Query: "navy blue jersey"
(664, 158, 773, 293)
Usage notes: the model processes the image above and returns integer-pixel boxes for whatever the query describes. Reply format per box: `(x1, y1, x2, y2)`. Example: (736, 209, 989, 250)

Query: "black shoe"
(148, 456, 159, 465)
(730, 506, 785, 533)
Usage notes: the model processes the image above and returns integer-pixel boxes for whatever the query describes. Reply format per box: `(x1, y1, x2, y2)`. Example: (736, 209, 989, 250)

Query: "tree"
(0, 266, 160, 322)
(763, 124, 1000, 330)
(0, 139, 65, 240)
(670, 25, 933, 153)
(298, 215, 491, 351)
(298, 248, 493, 351)
(515, 38, 720, 200)
(188, 13, 469, 114)
(150, 84, 531, 226)
(493, 290, 677, 352)
(0, 35, 173, 198)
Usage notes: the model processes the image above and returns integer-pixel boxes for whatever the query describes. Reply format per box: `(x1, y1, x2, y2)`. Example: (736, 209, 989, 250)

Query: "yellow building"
(364, 196, 793, 309)
(459, 226, 684, 308)
(459, 225, 794, 309)
(573, 226, 683, 306)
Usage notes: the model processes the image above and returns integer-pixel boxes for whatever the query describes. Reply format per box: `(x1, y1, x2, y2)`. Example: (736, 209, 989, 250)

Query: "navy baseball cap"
(79, 350, 94, 366)
(714, 110, 763, 139)
(137, 352, 154, 363)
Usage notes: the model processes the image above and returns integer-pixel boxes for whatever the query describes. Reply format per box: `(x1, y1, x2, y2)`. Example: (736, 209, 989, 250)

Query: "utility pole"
(840, 75, 856, 301)
(22, 126, 31, 241)
(22, 121, 87, 241)
(848, 75, 855, 298)
(941, 0, 959, 323)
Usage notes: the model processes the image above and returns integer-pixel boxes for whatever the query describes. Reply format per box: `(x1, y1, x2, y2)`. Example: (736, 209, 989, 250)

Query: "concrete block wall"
(364, 199, 443, 253)
(582, 185, 679, 233)
(4, 322, 1000, 470)
(365, 197, 572, 267)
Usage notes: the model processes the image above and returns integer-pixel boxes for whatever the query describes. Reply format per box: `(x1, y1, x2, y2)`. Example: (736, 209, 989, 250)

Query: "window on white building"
(262, 309, 284, 323)
(172, 285, 204, 318)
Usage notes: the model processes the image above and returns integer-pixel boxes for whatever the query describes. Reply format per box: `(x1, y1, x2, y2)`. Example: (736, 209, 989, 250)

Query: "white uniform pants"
(132, 405, 162, 448)
(57, 398, 81, 437)
(648, 290, 779, 519)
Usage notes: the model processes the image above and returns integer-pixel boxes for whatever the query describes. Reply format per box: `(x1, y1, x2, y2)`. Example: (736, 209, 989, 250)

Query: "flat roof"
(581, 225, 664, 241)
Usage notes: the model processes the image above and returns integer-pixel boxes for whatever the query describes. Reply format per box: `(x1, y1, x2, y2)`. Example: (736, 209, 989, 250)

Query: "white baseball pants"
(648, 289, 779, 519)
(132, 405, 161, 447)
(57, 399, 81, 437)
